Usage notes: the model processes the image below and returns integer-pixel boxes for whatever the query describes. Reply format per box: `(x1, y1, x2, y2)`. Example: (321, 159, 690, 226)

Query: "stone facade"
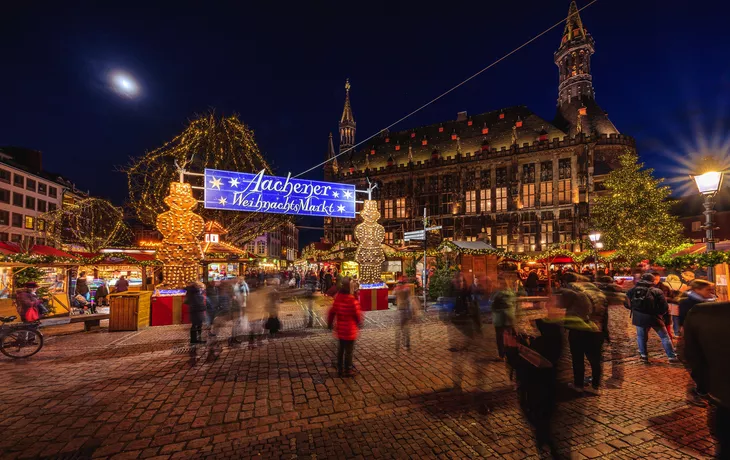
(324, 2, 636, 252)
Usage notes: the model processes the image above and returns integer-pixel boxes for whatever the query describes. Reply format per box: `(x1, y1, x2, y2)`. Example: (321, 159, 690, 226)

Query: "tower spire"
(339, 79, 356, 154)
(324, 132, 338, 177)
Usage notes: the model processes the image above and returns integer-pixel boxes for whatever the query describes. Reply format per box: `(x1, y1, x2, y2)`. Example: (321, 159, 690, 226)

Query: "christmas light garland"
(125, 111, 286, 247)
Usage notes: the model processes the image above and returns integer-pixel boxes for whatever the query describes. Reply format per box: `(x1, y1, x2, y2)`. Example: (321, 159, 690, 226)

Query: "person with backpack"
(560, 272, 607, 394)
(626, 273, 678, 364)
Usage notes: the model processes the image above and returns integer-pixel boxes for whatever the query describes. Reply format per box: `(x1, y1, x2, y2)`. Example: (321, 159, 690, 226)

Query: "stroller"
(71, 294, 95, 315)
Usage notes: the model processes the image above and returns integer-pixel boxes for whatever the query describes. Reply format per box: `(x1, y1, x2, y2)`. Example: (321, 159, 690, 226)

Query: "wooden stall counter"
(108, 291, 152, 331)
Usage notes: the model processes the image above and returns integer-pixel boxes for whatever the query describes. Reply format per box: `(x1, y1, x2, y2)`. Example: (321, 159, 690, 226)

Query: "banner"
(204, 168, 356, 218)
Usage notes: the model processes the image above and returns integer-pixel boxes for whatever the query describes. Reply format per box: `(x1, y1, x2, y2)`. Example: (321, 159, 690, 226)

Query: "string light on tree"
(125, 111, 286, 247)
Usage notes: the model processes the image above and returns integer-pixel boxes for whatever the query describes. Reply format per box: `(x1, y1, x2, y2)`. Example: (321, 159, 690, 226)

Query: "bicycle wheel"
(0, 328, 43, 358)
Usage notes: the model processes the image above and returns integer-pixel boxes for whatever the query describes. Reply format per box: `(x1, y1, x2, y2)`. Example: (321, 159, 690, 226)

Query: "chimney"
(456, 111, 468, 122)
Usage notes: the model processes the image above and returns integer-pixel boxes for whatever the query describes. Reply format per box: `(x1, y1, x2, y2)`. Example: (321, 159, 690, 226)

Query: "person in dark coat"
(115, 275, 129, 293)
(525, 270, 540, 296)
(626, 273, 677, 364)
(75, 272, 90, 301)
(16, 282, 42, 322)
(678, 279, 715, 329)
(186, 281, 206, 344)
(682, 301, 730, 458)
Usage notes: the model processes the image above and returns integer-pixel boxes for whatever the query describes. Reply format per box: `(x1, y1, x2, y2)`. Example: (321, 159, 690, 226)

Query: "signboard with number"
(204, 169, 357, 218)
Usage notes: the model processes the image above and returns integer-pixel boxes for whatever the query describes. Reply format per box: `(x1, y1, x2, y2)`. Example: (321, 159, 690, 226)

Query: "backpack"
(630, 286, 656, 314)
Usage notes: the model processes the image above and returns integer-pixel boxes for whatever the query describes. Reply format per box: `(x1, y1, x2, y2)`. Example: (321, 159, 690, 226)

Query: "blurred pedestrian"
(525, 269, 539, 296)
(264, 285, 281, 338)
(682, 301, 730, 457)
(627, 273, 678, 364)
(75, 271, 90, 301)
(394, 278, 413, 351)
(561, 272, 607, 394)
(95, 279, 109, 309)
(327, 277, 363, 377)
(491, 278, 516, 360)
(186, 281, 206, 344)
(678, 279, 716, 406)
(16, 282, 42, 322)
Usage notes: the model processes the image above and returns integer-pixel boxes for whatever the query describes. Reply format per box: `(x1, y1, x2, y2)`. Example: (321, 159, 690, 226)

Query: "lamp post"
(692, 170, 724, 282)
(588, 232, 602, 276)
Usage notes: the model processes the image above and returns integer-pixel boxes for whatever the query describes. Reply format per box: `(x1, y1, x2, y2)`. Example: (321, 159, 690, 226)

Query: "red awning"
(537, 255, 575, 264)
(0, 242, 77, 259)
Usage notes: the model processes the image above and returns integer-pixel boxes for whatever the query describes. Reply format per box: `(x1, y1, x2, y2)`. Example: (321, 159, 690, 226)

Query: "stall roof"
(0, 242, 77, 259)
(673, 241, 730, 256)
(537, 255, 575, 264)
(73, 251, 156, 263)
(448, 241, 495, 251)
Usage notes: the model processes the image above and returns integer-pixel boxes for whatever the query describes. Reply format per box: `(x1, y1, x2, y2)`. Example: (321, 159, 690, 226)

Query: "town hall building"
(324, 2, 635, 253)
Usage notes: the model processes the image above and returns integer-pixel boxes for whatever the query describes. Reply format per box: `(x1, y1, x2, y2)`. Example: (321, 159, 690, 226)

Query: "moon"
(109, 70, 140, 98)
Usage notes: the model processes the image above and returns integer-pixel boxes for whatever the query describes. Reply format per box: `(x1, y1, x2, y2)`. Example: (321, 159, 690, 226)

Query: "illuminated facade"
(324, 2, 635, 252)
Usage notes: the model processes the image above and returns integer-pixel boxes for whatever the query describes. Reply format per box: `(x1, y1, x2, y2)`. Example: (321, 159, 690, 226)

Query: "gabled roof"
(348, 105, 565, 172)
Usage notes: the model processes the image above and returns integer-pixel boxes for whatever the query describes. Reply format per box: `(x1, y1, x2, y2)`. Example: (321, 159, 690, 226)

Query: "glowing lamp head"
(693, 171, 723, 195)
(588, 232, 601, 243)
(595, 242, 604, 249)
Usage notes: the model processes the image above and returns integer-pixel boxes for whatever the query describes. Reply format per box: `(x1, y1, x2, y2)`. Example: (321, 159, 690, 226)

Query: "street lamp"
(587, 232, 602, 276)
(588, 232, 601, 243)
(692, 168, 724, 282)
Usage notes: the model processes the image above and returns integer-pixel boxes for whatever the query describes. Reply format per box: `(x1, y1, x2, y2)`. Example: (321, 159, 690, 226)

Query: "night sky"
(3, 1, 730, 247)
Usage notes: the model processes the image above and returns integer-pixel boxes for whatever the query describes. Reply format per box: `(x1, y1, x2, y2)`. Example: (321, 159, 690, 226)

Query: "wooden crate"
(108, 291, 152, 331)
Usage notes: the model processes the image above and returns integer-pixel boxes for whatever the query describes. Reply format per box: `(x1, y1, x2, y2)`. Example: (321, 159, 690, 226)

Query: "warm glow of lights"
(589, 232, 601, 242)
(355, 200, 385, 285)
(693, 171, 723, 195)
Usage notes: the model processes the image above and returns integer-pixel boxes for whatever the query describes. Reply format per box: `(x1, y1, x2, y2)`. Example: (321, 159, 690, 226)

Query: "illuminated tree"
(592, 150, 685, 262)
(125, 111, 286, 246)
(41, 198, 131, 252)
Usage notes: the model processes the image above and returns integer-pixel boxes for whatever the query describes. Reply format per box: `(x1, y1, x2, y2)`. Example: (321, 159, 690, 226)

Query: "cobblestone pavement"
(0, 298, 718, 459)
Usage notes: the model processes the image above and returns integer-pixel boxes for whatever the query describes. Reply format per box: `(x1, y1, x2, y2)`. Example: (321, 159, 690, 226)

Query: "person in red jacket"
(327, 277, 363, 377)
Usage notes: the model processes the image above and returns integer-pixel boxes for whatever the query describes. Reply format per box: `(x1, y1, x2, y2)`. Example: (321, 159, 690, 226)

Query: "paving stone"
(0, 303, 718, 459)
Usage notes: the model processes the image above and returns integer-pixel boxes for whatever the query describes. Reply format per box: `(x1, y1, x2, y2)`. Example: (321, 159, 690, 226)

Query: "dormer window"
(395, 144, 401, 151)
(467, 120, 473, 126)
(411, 132, 416, 138)
(422, 137, 428, 146)
(205, 234, 220, 243)
(499, 113, 505, 120)
(482, 126, 489, 135)
(451, 132, 458, 140)
(438, 126, 444, 133)
(385, 138, 390, 143)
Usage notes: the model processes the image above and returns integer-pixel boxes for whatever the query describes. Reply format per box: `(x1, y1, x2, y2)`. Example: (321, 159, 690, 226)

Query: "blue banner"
(204, 169, 357, 218)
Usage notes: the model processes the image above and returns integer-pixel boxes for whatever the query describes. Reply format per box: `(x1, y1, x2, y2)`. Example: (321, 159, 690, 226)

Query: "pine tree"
(592, 150, 685, 262)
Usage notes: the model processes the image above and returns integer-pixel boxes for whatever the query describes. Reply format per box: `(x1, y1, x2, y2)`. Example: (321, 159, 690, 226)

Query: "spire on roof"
(339, 79, 356, 154)
(327, 132, 335, 159)
(340, 79, 355, 124)
(562, 1, 586, 43)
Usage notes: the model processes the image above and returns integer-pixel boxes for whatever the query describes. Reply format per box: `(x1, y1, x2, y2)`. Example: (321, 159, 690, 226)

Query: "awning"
(0, 242, 77, 259)
(537, 255, 575, 264)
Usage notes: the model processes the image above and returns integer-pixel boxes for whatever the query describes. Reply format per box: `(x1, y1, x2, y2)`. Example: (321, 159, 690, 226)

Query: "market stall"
(439, 240, 500, 286)
(71, 251, 159, 304)
(0, 242, 78, 318)
(657, 241, 730, 301)
(200, 221, 254, 282)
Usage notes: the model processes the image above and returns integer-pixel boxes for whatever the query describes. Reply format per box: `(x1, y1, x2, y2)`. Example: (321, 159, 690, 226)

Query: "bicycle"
(0, 316, 44, 359)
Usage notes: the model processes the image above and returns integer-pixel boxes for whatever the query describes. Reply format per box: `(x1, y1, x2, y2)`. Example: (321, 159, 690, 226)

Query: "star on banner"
(228, 177, 240, 188)
(332, 191, 339, 198)
(337, 205, 345, 213)
(210, 177, 222, 190)
(343, 190, 352, 199)
(218, 196, 228, 205)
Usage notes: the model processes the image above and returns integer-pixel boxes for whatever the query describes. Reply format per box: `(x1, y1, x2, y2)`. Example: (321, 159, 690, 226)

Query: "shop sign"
(204, 168, 356, 218)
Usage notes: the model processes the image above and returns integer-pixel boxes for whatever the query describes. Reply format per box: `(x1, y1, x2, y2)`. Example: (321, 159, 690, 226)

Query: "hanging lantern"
(499, 112, 505, 120)
(451, 132, 458, 140)
(515, 117, 523, 128)
(411, 132, 416, 138)
(385, 137, 390, 143)
(482, 125, 489, 135)
(422, 137, 428, 146)
(438, 126, 444, 133)
(395, 143, 401, 151)
(370, 148, 376, 155)
(467, 120, 473, 126)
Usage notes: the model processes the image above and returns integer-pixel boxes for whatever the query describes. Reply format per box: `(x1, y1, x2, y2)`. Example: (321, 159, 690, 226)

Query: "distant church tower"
(324, 132, 338, 180)
(339, 79, 356, 154)
(554, 1, 617, 136)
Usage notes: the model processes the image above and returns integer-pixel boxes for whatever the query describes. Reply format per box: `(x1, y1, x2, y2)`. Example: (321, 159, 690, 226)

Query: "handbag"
(25, 306, 40, 322)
